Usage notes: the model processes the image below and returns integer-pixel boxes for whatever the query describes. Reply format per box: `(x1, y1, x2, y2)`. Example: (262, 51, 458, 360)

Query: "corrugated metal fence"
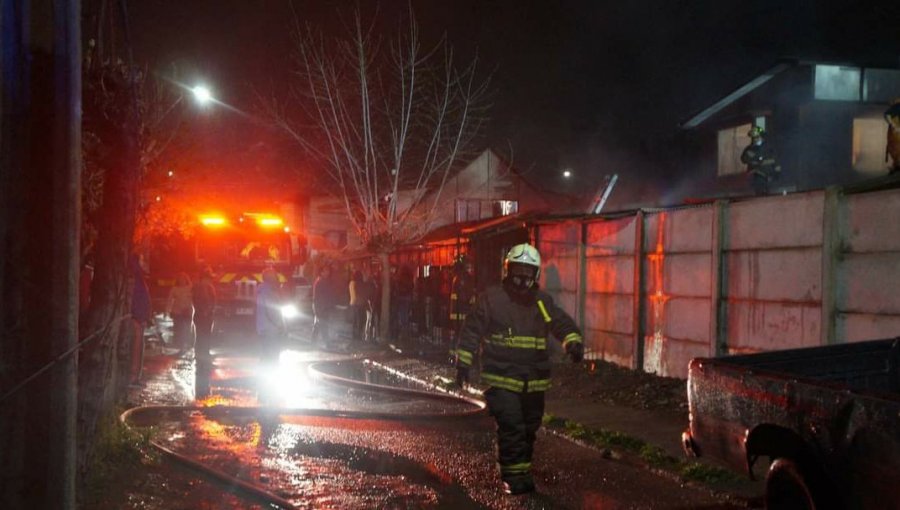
(534, 187, 900, 379)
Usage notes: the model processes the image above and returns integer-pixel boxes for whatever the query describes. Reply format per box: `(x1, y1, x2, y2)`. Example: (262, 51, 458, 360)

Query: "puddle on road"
(154, 414, 482, 509)
(133, 354, 486, 508)
(313, 359, 441, 392)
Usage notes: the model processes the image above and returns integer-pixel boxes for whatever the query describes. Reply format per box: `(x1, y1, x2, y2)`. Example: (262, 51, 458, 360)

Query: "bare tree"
(78, 33, 186, 487)
(267, 5, 489, 339)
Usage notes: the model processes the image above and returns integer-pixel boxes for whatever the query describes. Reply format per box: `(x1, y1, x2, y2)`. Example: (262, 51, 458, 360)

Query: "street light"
(183, 81, 243, 116)
(191, 85, 213, 106)
(562, 169, 573, 179)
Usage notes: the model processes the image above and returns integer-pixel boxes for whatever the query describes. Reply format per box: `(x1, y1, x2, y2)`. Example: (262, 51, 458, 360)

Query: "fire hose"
(120, 358, 486, 510)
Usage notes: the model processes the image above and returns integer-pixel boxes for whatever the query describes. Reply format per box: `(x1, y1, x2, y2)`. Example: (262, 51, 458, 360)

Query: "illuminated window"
(717, 123, 752, 176)
(852, 117, 890, 175)
(456, 199, 518, 222)
(815, 65, 861, 101)
(863, 68, 900, 103)
(493, 200, 518, 217)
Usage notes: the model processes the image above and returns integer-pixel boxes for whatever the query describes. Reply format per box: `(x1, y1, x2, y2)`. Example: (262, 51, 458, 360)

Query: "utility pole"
(0, 1, 81, 509)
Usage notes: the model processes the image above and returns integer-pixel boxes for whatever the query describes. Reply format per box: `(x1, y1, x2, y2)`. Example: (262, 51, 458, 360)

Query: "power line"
(0, 315, 131, 405)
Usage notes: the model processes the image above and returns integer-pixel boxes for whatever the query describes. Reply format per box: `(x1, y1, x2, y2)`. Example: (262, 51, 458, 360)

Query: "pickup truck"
(682, 338, 900, 510)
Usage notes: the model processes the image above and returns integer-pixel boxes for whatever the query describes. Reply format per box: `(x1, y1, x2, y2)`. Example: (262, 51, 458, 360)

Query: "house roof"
(412, 212, 534, 246)
(680, 61, 793, 129)
(681, 57, 900, 130)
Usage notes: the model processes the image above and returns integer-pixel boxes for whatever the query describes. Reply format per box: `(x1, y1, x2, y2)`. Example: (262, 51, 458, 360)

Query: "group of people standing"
(385, 261, 476, 351)
(311, 264, 381, 346)
(309, 260, 475, 351)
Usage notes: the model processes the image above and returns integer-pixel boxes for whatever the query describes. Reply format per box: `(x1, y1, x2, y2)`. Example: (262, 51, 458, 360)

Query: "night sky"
(122, 0, 900, 195)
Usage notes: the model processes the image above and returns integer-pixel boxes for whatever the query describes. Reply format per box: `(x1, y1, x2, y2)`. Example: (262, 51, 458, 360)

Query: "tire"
(765, 458, 824, 510)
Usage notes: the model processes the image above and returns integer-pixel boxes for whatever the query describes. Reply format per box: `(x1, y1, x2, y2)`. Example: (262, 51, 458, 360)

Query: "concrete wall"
(537, 220, 582, 324)
(837, 188, 900, 341)
(722, 192, 824, 354)
(583, 216, 639, 368)
(533, 186, 900, 379)
(642, 207, 715, 377)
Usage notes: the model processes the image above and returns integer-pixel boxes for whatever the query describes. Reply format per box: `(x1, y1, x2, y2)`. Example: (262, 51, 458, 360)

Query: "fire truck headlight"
(280, 304, 299, 319)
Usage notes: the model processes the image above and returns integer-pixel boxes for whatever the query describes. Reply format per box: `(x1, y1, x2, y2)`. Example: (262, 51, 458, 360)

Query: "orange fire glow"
(647, 213, 671, 334)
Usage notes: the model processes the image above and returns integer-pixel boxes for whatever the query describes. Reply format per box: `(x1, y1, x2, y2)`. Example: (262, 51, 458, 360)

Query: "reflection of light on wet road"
(258, 350, 319, 408)
(278, 349, 324, 364)
(171, 360, 196, 401)
(136, 350, 489, 508)
(266, 424, 301, 452)
(157, 414, 479, 508)
(210, 356, 256, 380)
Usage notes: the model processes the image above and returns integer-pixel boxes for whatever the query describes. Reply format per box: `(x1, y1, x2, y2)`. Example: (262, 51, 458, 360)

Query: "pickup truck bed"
(683, 338, 900, 509)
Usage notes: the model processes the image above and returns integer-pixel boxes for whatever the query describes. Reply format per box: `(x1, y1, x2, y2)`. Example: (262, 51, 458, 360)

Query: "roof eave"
(680, 62, 794, 130)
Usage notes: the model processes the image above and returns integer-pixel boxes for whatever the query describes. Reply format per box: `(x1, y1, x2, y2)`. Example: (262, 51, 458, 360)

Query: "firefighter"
(455, 243, 584, 495)
(256, 268, 285, 363)
(449, 257, 476, 350)
(741, 125, 781, 195)
(192, 267, 217, 364)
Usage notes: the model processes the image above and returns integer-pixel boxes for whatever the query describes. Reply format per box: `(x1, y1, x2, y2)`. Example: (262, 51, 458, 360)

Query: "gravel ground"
(548, 359, 688, 412)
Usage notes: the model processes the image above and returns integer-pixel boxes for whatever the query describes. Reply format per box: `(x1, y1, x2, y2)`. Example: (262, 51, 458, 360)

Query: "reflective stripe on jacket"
(456, 285, 582, 393)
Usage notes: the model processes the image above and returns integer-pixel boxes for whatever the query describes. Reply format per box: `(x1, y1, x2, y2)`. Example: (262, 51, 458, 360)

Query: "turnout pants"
(485, 387, 546, 483)
(194, 315, 214, 364)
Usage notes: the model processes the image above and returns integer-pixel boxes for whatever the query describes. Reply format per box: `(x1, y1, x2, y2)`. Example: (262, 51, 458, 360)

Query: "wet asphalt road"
(128, 320, 742, 509)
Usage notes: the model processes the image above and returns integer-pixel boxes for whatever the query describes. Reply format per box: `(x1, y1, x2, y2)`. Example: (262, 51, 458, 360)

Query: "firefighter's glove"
(565, 341, 584, 363)
(455, 365, 470, 388)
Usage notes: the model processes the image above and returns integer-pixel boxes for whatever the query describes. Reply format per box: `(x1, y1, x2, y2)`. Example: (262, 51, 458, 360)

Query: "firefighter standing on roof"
(455, 243, 584, 495)
(741, 125, 781, 195)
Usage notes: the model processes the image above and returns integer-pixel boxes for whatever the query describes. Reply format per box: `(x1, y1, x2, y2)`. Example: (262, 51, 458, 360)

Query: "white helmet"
(504, 243, 541, 284)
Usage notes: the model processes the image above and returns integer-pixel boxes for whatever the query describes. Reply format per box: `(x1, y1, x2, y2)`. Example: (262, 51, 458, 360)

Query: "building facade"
(677, 60, 900, 201)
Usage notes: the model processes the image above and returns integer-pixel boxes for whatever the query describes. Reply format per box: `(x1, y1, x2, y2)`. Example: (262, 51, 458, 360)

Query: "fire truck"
(193, 210, 308, 333)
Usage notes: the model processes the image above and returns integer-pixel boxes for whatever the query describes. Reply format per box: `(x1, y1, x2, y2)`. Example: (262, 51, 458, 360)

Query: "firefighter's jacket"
(741, 141, 779, 178)
(456, 284, 583, 393)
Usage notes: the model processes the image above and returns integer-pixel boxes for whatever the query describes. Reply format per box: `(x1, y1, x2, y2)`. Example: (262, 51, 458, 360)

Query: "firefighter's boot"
(502, 475, 535, 495)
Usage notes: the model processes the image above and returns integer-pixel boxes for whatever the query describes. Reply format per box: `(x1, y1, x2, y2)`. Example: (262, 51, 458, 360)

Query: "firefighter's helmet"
(504, 243, 541, 291)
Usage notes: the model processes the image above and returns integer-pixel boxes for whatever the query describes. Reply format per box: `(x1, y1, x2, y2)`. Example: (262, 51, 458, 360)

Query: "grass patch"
(83, 413, 158, 503)
(542, 413, 567, 428)
(593, 429, 645, 452)
(678, 461, 741, 483)
(543, 414, 645, 452)
(639, 444, 679, 470)
(543, 414, 740, 486)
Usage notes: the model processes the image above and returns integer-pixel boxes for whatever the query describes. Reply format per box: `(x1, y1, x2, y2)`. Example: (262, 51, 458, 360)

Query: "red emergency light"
(199, 214, 227, 227)
(257, 217, 283, 228)
(243, 212, 284, 229)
